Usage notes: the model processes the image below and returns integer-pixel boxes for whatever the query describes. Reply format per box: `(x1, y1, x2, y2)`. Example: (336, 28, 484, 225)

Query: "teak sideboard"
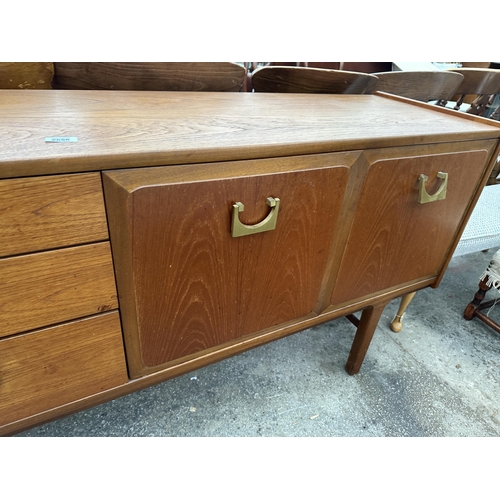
(1, 90, 499, 435)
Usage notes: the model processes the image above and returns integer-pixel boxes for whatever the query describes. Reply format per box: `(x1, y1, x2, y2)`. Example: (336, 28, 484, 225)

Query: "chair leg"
(463, 277, 500, 335)
(390, 292, 417, 332)
(345, 303, 387, 375)
(464, 276, 491, 320)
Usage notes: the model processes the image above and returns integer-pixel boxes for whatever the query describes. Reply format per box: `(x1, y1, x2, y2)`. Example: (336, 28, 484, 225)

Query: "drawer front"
(0, 243, 118, 338)
(103, 153, 357, 376)
(0, 312, 128, 427)
(0, 173, 108, 258)
(331, 144, 494, 305)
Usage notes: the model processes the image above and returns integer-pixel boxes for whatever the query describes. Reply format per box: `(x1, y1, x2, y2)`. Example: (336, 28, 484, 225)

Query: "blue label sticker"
(45, 137, 78, 143)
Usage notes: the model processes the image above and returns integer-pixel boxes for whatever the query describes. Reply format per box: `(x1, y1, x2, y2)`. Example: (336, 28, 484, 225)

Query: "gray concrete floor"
(15, 250, 500, 437)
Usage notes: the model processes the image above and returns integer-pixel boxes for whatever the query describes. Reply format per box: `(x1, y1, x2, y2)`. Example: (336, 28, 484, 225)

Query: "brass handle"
(418, 172, 448, 204)
(231, 197, 280, 237)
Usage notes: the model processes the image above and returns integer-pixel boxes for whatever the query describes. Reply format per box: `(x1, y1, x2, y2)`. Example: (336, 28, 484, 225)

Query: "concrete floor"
(15, 249, 500, 437)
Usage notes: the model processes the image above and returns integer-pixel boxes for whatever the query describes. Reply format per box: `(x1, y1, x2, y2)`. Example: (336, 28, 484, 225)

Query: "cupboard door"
(330, 144, 494, 305)
(104, 154, 356, 376)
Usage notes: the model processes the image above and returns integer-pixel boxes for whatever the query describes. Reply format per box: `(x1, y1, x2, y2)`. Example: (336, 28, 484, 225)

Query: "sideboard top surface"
(1, 90, 499, 178)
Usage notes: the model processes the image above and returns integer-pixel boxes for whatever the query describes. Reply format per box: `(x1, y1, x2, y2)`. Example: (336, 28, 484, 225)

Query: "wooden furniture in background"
(446, 68, 500, 116)
(335, 62, 392, 73)
(244, 63, 391, 91)
(0, 90, 499, 435)
(464, 248, 500, 333)
(52, 62, 246, 91)
(251, 66, 379, 94)
(460, 63, 491, 68)
(0, 63, 54, 89)
(373, 70, 464, 103)
(253, 62, 391, 72)
(487, 154, 500, 184)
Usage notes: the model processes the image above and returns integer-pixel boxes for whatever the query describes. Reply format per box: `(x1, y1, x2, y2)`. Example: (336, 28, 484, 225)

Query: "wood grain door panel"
(330, 147, 492, 305)
(104, 155, 354, 376)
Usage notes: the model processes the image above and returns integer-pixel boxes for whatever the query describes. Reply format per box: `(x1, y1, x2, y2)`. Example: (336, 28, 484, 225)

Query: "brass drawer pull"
(231, 197, 280, 237)
(418, 172, 448, 204)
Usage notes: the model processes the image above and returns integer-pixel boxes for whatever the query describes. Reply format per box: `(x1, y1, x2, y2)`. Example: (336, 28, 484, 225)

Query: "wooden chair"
(373, 71, 464, 102)
(443, 68, 500, 117)
(52, 62, 246, 91)
(250, 62, 392, 72)
(464, 246, 500, 334)
(251, 66, 379, 94)
(0, 63, 54, 89)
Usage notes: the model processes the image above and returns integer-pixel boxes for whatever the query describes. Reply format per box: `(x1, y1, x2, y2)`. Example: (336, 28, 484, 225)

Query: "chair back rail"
(373, 71, 464, 102)
(52, 62, 246, 91)
(251, 66, 379, 94)
(446, 68, 500, 116)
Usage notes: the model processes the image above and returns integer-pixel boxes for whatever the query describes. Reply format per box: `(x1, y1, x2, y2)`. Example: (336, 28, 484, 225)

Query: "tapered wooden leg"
(345, 303, 387, 375)
(390, 291, 417, 332)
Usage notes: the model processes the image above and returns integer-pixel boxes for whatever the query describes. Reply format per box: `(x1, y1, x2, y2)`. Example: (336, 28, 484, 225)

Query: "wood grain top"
(1, 90, 499, 178)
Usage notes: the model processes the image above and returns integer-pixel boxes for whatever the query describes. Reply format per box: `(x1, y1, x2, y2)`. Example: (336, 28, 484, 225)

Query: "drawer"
(0, 312, 128, 427)
(331, 142, 496, 305)
(0, 242, 118, 338)
(103, 153, 358, 376)
(0, 173, 108, 258)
